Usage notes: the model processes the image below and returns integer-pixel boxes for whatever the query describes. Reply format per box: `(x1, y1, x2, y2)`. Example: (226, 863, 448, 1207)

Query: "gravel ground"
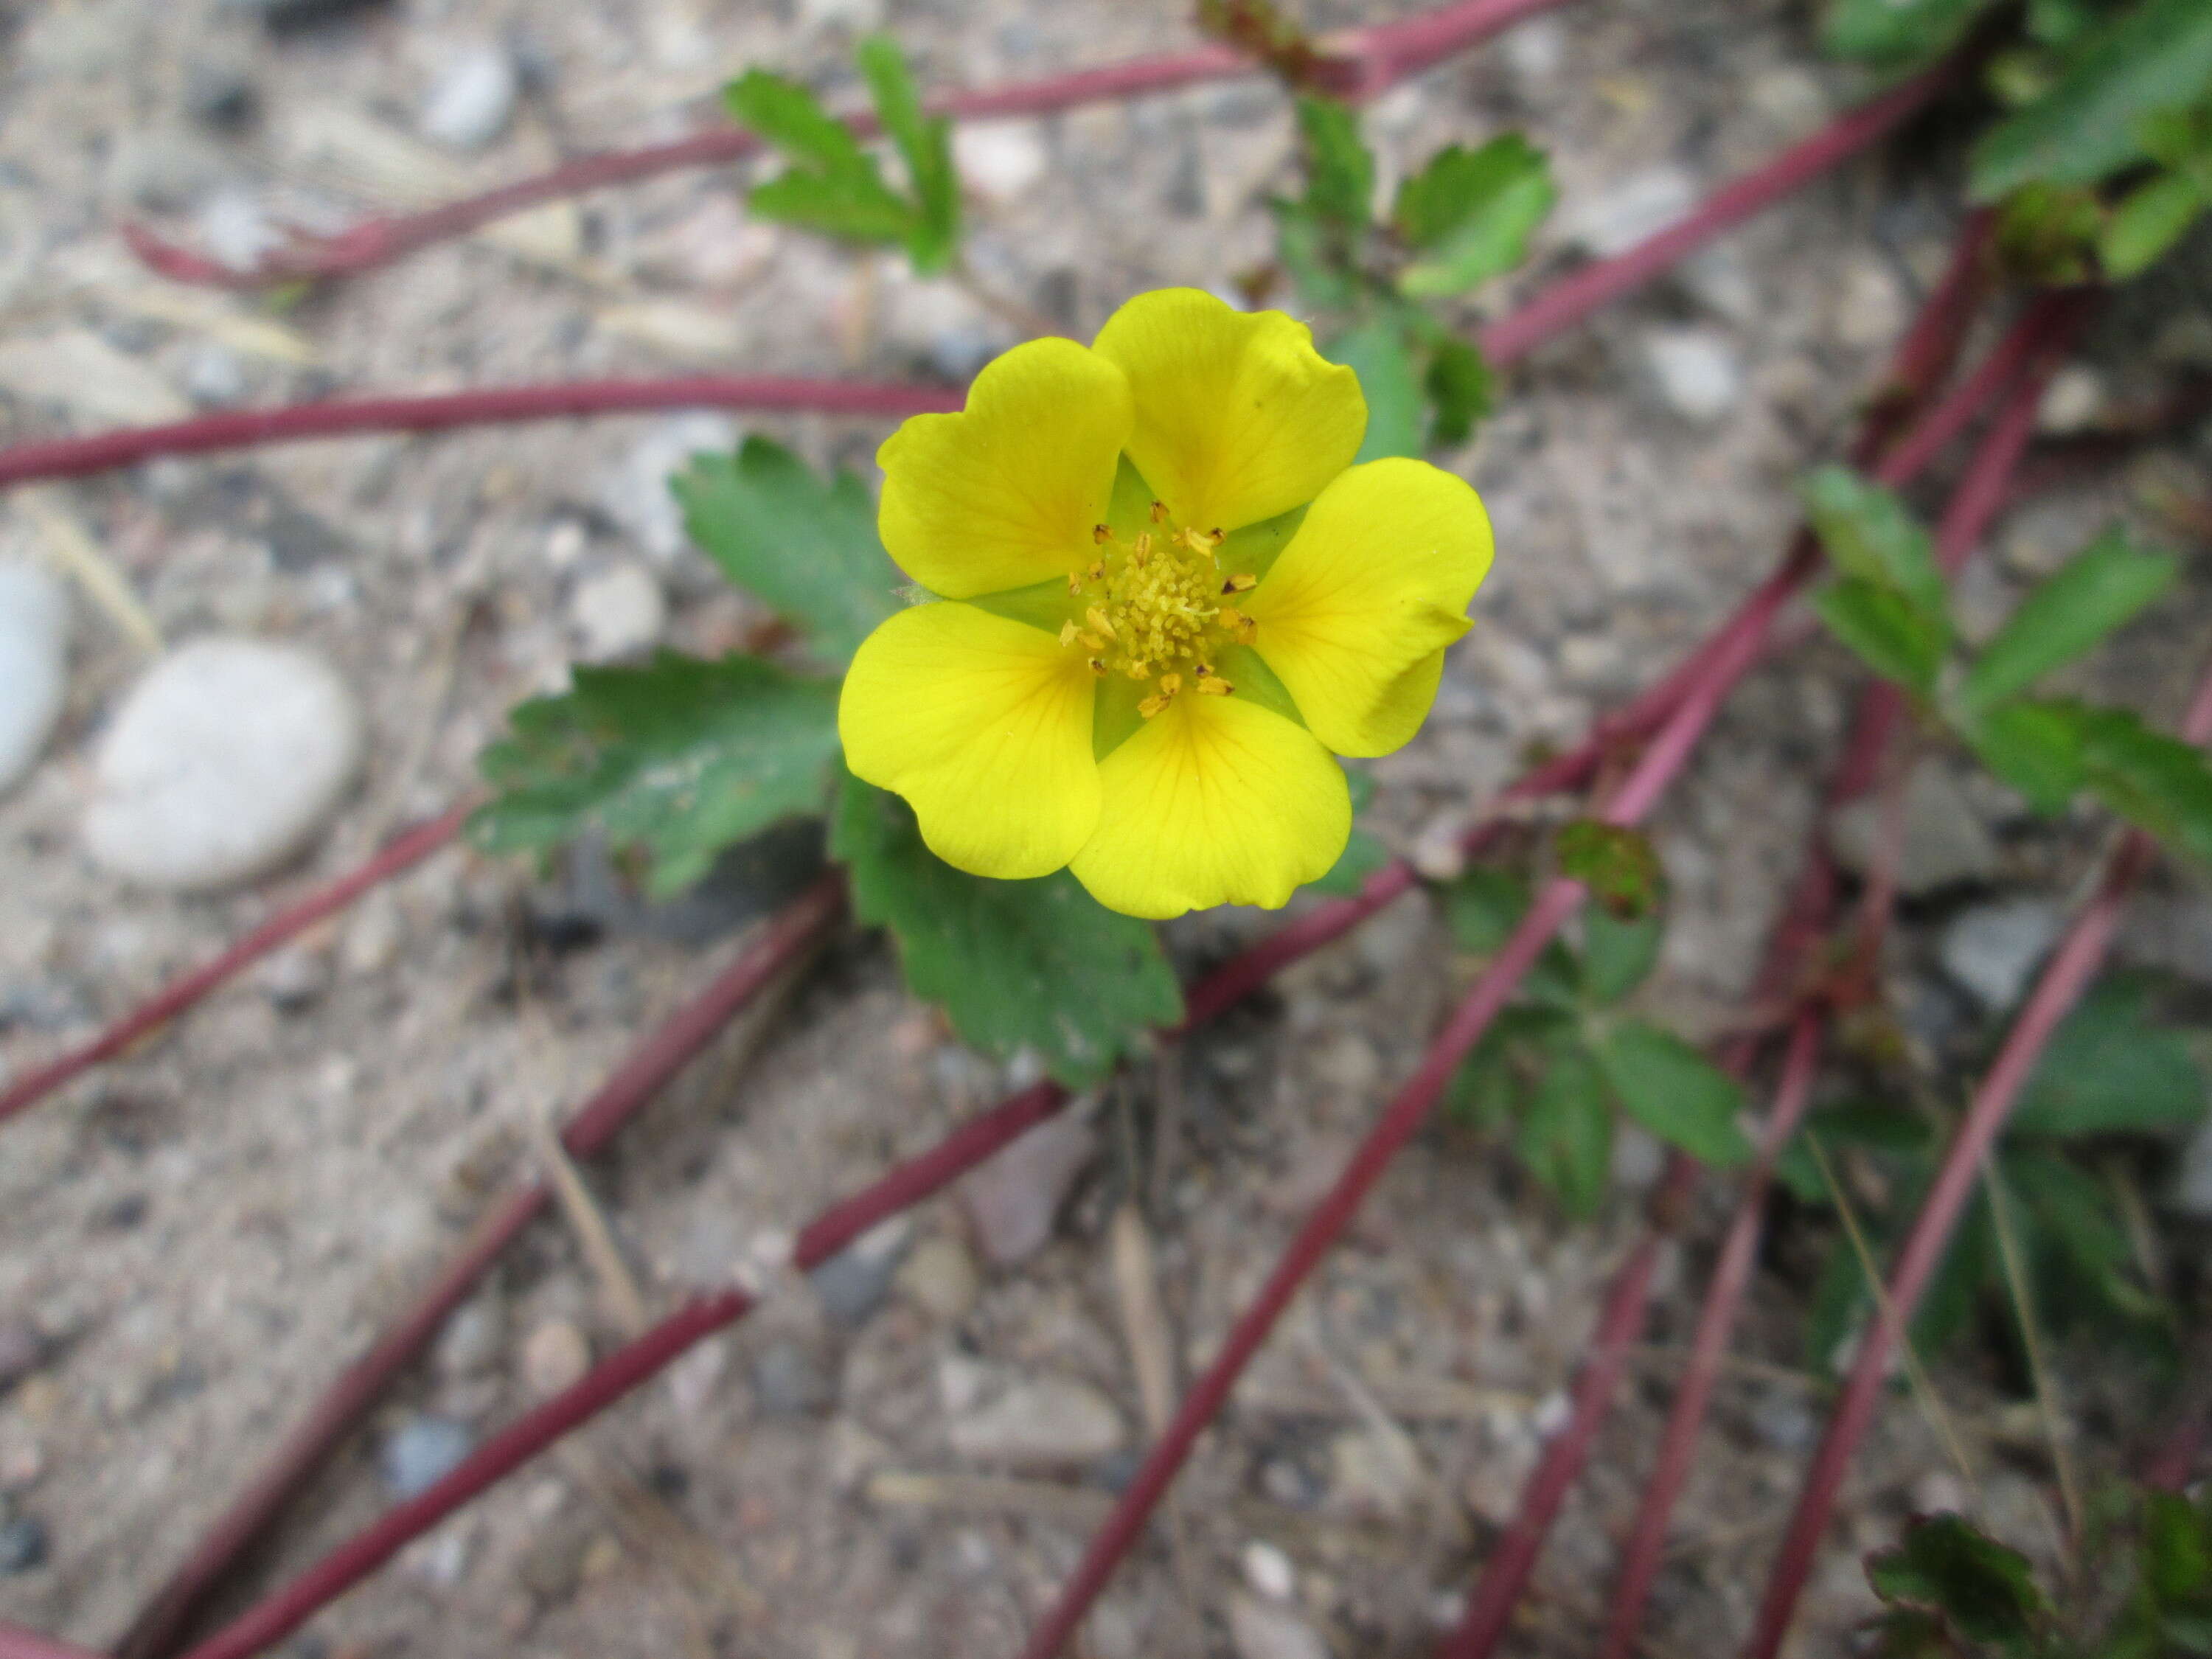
(2, 0, 2209, 1656)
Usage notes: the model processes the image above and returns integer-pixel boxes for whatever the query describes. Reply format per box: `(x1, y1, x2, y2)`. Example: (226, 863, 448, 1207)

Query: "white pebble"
(1242, 1539, 1296, 1601)
(568, 562, 667, 661)
(1644, 328, 1743, 423)
(420, 47, 519, 152)
(0, 562, 69, 794)
(1565, 167, 1696, 257)
(597, 415, 740, 563)
(84, 637, 364, 892)
(952, 122, 1047, 206)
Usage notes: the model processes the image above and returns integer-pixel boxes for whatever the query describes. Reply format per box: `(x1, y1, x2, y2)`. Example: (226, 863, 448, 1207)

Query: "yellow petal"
(1239, 457, 1493, 757)
(877, 338, 1133, 599)
(840, 602, 1101, 878)
(1091, 288, 1364, 535)
(1069, 692, 1349, 919)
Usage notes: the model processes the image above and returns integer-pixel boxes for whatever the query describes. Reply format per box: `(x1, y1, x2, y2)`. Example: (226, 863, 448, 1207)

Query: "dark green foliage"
(830, 771, 1184, 1086)
(1868, 1514, 2048, 1653)
(1392, 135, 1556, 298)
(724, 35, 960, 271)
(1556, 819, 1665, 917)
(674, 436, 902, 667)
(473, 653, 842, 897)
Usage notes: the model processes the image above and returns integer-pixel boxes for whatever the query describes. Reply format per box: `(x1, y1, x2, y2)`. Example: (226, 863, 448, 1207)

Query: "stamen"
(1059, 620, 1079, 647)
(1158, 672, 1182, 698)
(1224, 572, 1256, 592)
(1149, 500, 1167, 524)
(1086, 607, 1116, 641)
(1093, 524, 1113, 544)
(1088, 657, 1108, 677)
(1197, 675, 1233, 695)
(1138, 693, 1167, 718)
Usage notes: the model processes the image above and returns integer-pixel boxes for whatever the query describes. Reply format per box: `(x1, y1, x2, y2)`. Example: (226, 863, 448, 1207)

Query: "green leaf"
(1994, 180, 2106, 284)
(1394, 134, 1556, 298)
(473, 653, 841, 897)
(1443, 866, 1532, 956)
(2010, 974, 2208, 1136)
(1821, 0, 1996, 70)
(855, 35, 960, 272)
(1961, 530, 2179, 713)
(1595, 1020, 1751, 1166)
(1272, 200, 1362, 309)
(1969, 0, 2212, 198)
(1802, 464, 1949, 620)
(2076, 704, 2212, 865)
(2002, 1148, 2151, 1324)
(1307, 829, 1391, 897)
(1293, 95, 1373, 229)
(2102, 169, 2210, 279)
(726, 69, 915, 246)
(830, 771, 1183, 1085)
(1818, 578, 1950, 695)
(1556, 819, 1664, 917)
(1965, 699, 2089, 812)
(1581, 902, 1663, 1004)
(1777, 1099, 1935, 1205)
(2144, 1490, 2212, 1604)
(674, 436, 902, 667)
(1867, 1514, 2047, 1648)
(1326, 317, 1425, 462)
(1445, 1004, 1575, 1128)
(1425, 336, 1492, 446)
(1515, 1040, 1614, 1217)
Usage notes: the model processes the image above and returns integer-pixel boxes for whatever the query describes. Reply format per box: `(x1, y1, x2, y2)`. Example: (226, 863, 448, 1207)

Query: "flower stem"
(0, 804, 470, 1126)
(1739, 664, 2212, 1659)
(111, 874, 844, 1659)
(171, 1290, 754, 1659)
(0, 378, 961, 490)
(119, 0, 1561, 290)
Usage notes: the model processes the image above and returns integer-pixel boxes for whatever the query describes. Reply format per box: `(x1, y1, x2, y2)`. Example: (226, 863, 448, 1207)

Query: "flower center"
(1060, 502, 1257, 719)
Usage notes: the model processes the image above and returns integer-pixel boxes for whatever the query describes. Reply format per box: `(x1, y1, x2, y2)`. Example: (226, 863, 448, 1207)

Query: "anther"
(1086, 607, 1116, 641)
(1138, 694, 1166, 719)
(1058, 620, 1079, 647)
(1197, 675, 1233, 695)
(1224, 571, 1256, 592)
(1149, 500, 1167, 523)
(1093, 524, 1112, 544)
(1158, 673, 1182, 698)
(1088, 657, 1108, 677)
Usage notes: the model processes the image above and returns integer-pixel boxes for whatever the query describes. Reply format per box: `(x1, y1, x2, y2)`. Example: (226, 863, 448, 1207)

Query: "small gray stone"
(184, 344, 248, 408)
(254, 942, 331, 1012)
(1940, 898, 2063, 1015)
(0, 1322, 46, 1394)
(435, 1298, 507, 1377)
(810, 1218, 911, 1326)
(420, 47, 520, 151)
(1565, 167, 1696, 257)
(0, 562, 69, 796)
(958, 1109, 1098, 1266)
(184, 57, 259, 131)
(521, 1321, 591, 1397)
(107, 126, 226, 212)
(514, 1517, 592, 1605)
(380, 1416, 474, 1500)
(2171, 1120, 2212, 1219)
(84, 637, 364, 892)
(1229, 1594, 1331, 1659)
(195, 189, 282, 273)
(1826, 761, 2000, 897)
(947, 1376, 1124, 1469)
(567, 562, 667, 662)
(896, 1235, 981, 1321)
(597, 415, 739, 564)
(1645, 328, 1743, 423)
(0, 1513, 47, 1575)
(751, 1340, 830, 1417)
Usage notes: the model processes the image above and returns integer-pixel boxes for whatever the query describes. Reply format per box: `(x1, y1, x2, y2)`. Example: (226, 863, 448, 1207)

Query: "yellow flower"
(838, 288, 1494, 919)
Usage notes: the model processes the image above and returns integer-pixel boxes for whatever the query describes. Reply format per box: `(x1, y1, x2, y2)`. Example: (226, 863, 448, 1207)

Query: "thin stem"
(1479, 56, 1966, 366)
(1597, 1014, 1825, 1659)
(172, 1290, 753, 1659)
(1739, 665, 2212, 1659)
(0, 378, 961, 490)
(1014, 523, 1800, 1659)
(1981, 1160, 2082, 1544)
(0, 1627, 105, 1659)
(0, 804, 470, 1125)
(11, 64, 1980, 499)
(120, 0, 1562, 289)
(114, 874, 844, 1659)
(1804, 1125, 1980, 1488)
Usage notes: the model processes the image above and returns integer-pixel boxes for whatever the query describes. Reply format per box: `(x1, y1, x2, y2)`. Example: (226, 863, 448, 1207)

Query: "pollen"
(1062, 506, 1245, 705)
